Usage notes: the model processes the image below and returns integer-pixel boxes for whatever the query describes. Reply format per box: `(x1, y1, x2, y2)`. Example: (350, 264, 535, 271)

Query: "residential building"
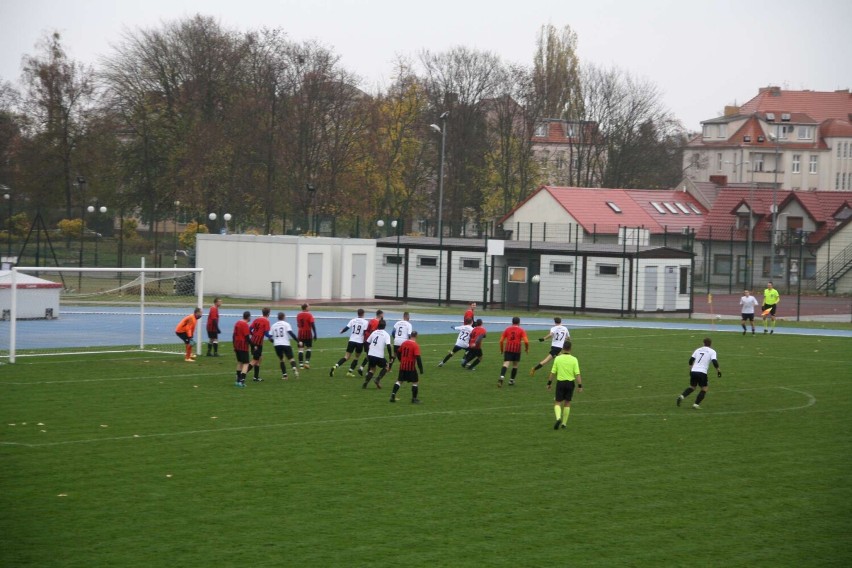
(532, 119, 605, 188)
(684, 87, 852, 191)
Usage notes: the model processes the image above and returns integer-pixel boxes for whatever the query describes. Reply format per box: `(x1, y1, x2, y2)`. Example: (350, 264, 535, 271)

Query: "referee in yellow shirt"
(762, 281, 781, 334)
(546, 340, 583, 430)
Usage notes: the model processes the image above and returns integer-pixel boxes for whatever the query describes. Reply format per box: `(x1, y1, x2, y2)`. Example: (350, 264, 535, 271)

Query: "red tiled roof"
(740, 88, 852, 123)
(694, 188, 852, 244)
(501, 186, 707, 235)
(821, 119, 852, 137)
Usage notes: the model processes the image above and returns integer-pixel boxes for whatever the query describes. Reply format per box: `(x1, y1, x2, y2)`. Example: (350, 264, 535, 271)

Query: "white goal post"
(1, 262, 203, 363)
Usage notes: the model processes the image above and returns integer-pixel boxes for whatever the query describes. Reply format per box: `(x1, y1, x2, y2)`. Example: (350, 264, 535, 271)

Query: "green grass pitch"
(2, 328, 850, 567)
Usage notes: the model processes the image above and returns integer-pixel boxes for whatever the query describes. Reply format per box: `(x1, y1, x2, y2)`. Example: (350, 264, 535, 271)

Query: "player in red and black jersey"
(296, 303, 318, 369)
(463, 302, 476, 324)
(390, 331, 424, 404)
(462, 319, 487, 370)
(248, 307, 272, 382)
(498, 316, 529, 387)
(358, 309, 384, 375)
(232, 311, 252, 388)
(206, 297, 222, 357)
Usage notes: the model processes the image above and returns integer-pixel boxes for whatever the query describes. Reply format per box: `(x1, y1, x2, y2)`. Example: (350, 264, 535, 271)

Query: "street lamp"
(87, 203, 107, 266)
(223, 213, 232, 234)
(725, 159, 755, 287)
(378, 218, 402, 298)
(429, 111, 449, 306)
(173, 200, 180, 268)
(769, 130, 781, 279)
(2, 188, 10, 260)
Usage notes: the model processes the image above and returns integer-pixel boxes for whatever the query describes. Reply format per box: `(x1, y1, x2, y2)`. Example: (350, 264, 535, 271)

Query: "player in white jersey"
(677, 337, 721, 410)
(739, 289, 760, 335)
(530, 317, 571, 376)
(362, 320, 394, 389)
(389, 312, 413, 370)
(270, 312, 300, 379)
(330, 308, 369, 377)
(438, 317, 474, 367)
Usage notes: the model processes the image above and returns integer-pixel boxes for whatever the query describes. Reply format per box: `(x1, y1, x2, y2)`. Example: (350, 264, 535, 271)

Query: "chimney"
(724, 105, 740, 116)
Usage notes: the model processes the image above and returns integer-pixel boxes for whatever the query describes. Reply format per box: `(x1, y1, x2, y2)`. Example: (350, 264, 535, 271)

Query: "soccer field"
(1, 328, 850, 567)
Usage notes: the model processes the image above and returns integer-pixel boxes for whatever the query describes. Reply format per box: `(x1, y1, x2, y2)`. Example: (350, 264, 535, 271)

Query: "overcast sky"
(1, 0, 850, 130)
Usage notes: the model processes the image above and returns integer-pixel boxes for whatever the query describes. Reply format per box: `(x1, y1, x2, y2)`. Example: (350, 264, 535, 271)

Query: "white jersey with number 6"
(392, 320, 413, 346)
(367, 330, 392, 357)
(690, 346, 718, 374)
(549, 325, 570, 348)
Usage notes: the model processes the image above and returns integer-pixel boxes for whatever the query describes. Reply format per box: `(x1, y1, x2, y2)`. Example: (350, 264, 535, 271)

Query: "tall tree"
(20, 32, 95, 219)
(533, 24, 582, 120)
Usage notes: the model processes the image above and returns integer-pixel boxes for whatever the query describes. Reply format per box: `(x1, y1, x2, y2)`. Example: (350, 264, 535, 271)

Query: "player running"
(498, 316, 529, 387)
(739, 290, 760, 335)
(438, 318, 473, 367)
(391, 312, 413, 365)
(530, 317, 570, 376)
(362, 319, 393, 389)
(248, 307, 272, 382)
(676, 337, 722, 409)
(390, 331, 425, 404)
(358, 309, 384, 375)
(233, 311, 251, 388)
(461, 319, 487, 370)
(330, 308, 368, 377)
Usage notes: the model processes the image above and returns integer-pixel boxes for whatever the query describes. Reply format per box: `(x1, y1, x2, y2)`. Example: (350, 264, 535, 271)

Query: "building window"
(809, 155, 818, 174)
(688, 203, 703, 215)
(838, 144, 843, 158)
(565, 123, 575, 137)
(679, 266, 689, 294)
(713, 255, 732, 275)
(384, 254, 404, 266)
(792, 154, 800, 173)
(837, 173, 841, 190)
(803, 258, 816, 279)
(556, 153, 565, 170)
(460, 258, 481, 270)
(779, 124, 793, 139)
(753, 154, 764, 172)
(534, 123, 547, 137)
(702, 124, 714, 138)
(663, 202, 679, 214)
(651, 201, 666, 214)
(844, 173, 848, 190)
(716, 153, 722, 171)
(719, 124, 727, 138)
(597, 264, 618, 276)
(418, 256, 437, 267)
(550, 262, 572, 274)
(845, 142, 850, 158)
(606, 201, 622, 213)
(797, 126, 813, 140)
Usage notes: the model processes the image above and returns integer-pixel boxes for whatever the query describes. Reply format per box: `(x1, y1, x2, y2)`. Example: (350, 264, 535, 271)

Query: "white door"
(307, 253, 323, 297)
(644, 266, 658, 311)
(351, 254, 367, 299)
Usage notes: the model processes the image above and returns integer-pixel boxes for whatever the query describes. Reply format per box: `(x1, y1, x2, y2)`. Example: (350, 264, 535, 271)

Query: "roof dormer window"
(534, 123, 547, 137)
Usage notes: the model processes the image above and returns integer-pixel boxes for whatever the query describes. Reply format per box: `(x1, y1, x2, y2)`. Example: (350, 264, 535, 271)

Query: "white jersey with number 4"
(392, 320, 413, 346)
(453, 325, 473, 348)
(346, 318, 368, 343)
(367, 330, 392, 357)
(690, 346, 718, 374)
(549, 325, 570, 348)
(270, 321, 294, 347)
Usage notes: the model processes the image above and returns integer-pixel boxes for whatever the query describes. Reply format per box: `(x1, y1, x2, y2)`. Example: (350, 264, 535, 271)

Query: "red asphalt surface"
(695, 293, 852, 319)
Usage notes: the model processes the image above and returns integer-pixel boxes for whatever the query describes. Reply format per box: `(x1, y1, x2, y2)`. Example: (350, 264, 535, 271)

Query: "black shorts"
(275, 345, 294, 360)
(176, 332, 191, 345)
(503, 351, 521, 362)
(762, 304, 777, 316)
(741, 313, 755, 321)
(251, 344, 264, 360)
(554, 380, 576, 402)
(548, 346, 563, 358)
(367, 355, 387, 369)
(298, 337, 313, 348)
(345, 341, 365, 355)
(397, 369, 419, 383)
(467, 348, 483, 359)
(235, 349, 250, 364)
(689, 371, 709, 388)
(451, 344, 466, 353)
(207, 330, 219, 340)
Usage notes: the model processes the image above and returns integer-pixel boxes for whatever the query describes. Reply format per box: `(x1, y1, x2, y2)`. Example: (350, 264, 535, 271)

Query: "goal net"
(1, 265, 203, 363)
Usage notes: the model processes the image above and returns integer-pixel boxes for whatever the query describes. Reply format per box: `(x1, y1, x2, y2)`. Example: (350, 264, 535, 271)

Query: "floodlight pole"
(430, 112, 448, 306)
